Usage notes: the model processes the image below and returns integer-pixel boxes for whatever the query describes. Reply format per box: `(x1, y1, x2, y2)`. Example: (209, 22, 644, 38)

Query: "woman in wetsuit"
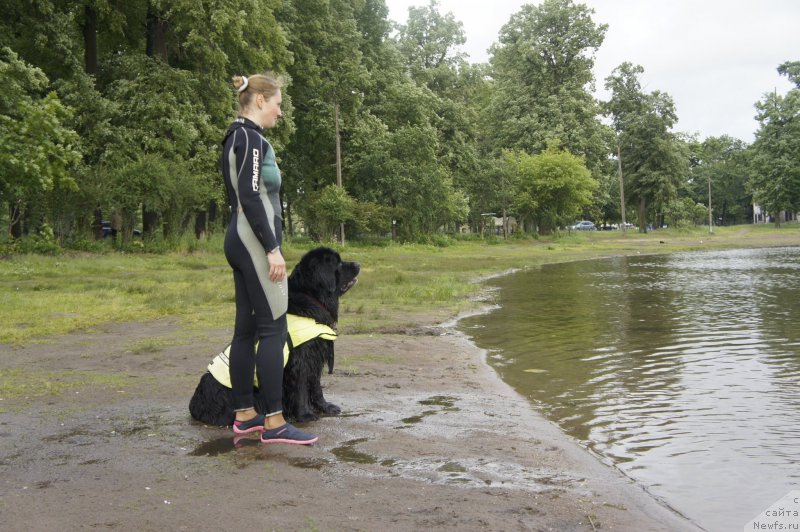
(220, 73, 317, 445)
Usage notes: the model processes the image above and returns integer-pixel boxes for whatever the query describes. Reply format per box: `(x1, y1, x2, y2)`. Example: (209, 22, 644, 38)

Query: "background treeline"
(1, 0, 798, 252)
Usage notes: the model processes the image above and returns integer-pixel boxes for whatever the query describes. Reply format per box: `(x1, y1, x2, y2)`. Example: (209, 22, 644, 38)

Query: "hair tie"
(237, 76, 249, 93)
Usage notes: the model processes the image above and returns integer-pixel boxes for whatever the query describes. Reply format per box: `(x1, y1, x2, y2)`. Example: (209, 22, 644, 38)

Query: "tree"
(394, 0, 482, 230)
(0, 0, 295, 244)
(396, 0, 466, 93)
(604, 62, 688, 232)
(503, 142, 597, 234)
(96, 53, 212, 240)
(299, 184, 356, 242)
(487, 0, 611, 176)
(689, 135, 752, 226)
(278, 0, 368, 241)
(749, 61, 800, 225)
(0, 48, 81, 238)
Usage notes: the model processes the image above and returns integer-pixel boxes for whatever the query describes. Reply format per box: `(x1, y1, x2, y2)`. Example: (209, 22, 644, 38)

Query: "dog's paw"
(320, 402, 341, 416)
(294, 411, 320, 423)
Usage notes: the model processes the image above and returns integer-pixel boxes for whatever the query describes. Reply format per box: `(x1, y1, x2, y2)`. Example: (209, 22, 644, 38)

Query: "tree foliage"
(487, 0, 610, 171)
(688, 135, 753, 226)
(0, 1, 794, 250)
(503, 143, 597, 234)
(749, 61, 800, 224)
(0, 47, 81, 237)
(604, 62, 688, 232)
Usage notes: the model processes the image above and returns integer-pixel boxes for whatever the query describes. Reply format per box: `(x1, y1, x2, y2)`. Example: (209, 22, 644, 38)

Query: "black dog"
(189, 247, 360, 425)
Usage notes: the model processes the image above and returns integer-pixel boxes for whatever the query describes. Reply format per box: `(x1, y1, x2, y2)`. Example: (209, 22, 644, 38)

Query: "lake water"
(459, 247, 800, 531)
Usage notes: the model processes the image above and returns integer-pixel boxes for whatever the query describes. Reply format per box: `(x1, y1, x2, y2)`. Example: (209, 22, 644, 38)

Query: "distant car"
(101, 221, 142, 238)
(572, 221, 596, 231)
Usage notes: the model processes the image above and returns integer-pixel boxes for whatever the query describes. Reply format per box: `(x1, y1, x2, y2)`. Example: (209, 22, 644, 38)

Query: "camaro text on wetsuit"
(252, 148, 260, 191)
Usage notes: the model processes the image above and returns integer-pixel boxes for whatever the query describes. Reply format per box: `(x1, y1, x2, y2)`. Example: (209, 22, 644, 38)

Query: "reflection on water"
(460, 247, 800, 531)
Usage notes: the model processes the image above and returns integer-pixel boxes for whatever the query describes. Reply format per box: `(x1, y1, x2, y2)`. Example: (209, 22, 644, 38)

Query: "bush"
(63, 236, 110, 253)
(0, 238, 20, 257)
(14, 237, 61, 255)
(510, 231, 537, 241)
(413, 233, 452, 248)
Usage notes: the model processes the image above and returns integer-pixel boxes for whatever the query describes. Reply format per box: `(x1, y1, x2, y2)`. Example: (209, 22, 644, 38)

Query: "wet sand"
(0, 310, 700, 531)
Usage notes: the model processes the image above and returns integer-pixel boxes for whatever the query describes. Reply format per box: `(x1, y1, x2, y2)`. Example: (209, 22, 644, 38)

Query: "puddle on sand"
(418, 395, 458, 408)
(289, 457, 329, 470)
(189, 439, 330, 471)
(437, 461, 467, 473)
(396, 395, 461, 427)
(331, 438, 377, 464)
(400, 410, 437, 424)
(190, 434, 269, 457)
(438, 461, 471, 484)
(189, 437, 238, 457)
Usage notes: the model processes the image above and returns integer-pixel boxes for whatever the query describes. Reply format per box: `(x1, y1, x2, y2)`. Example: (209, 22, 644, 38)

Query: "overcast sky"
(384, 0, 800, 142)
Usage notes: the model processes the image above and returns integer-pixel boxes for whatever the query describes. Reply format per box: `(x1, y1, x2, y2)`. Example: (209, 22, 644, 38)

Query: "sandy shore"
(0, 306, 703, 531)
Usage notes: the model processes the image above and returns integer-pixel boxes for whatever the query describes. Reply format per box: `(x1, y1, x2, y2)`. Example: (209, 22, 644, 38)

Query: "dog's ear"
(318, 253, 339, 293)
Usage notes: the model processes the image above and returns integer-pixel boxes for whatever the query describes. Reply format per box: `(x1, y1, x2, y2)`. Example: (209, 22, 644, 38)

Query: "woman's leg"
(230, 255, 288, 428)
(228, 268, 258, 418)
(253, 314, 288, 426)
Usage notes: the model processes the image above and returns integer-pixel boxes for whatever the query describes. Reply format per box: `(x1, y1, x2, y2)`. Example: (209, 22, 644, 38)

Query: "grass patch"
(0, 367, 140, 401)
(125, 337, 191, 354)
(0, 224, 798, 345)
(338, 352, 399, 375)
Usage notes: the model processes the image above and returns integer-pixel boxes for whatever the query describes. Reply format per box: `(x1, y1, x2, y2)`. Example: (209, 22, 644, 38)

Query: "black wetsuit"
(220, 117, 287, 414)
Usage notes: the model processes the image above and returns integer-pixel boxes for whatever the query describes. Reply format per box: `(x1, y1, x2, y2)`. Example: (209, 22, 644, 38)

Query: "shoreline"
(436, 272, 701, 529)
(0, 318, 702, 531)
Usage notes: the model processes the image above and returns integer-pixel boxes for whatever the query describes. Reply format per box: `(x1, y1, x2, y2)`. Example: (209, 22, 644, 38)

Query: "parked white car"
(572, 221, 596, 231)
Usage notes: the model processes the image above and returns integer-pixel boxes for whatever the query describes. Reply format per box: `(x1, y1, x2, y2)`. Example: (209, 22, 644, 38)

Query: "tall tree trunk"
(707, 176, 713, 233)
(83, 5, 98, 75)
(142, 4, 169, 240)
(163, 209, 173, 239)
(721, 200, 728, 225)
(9, 202, 22, 239)
(637, 195, 647, 233)
(146, 6, 169, 62)
(194, 210, 207, 239)
(142, 205, 159, 238)
(284, 200, 293, 237)
(617, 142, 627, 233)
(335, 101, 344, 245)
(83, 7, 102, 239)
(209, 200, 219, 232)
(92, 207, 104, 240)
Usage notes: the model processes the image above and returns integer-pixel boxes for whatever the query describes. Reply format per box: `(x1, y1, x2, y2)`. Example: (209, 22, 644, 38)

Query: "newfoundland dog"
(189, 247, 360, 425)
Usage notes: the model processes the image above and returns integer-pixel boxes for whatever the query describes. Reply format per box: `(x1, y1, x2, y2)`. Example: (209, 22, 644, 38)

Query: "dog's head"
(288, 247, 359, 375)
(288, 247, 360, 299)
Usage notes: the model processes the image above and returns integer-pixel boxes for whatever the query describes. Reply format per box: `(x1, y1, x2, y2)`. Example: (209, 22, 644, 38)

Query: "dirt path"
(0, 317, 699, 531)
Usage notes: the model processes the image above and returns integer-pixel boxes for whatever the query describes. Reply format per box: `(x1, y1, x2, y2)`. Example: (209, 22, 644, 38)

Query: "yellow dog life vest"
(207, 314, 337, 388)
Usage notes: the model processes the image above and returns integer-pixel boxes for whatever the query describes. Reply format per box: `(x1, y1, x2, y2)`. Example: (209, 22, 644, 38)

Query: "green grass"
(0, 367, 140, 401)
(0, 251, 234, 344)
(0, 224, 798, 345)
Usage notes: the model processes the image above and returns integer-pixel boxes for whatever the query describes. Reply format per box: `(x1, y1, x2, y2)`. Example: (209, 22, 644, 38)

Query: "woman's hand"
(267, 249, 286, 283)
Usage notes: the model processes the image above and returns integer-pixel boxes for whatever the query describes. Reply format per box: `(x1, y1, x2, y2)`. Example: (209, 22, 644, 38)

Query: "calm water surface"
(459, 247, 800, 531)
